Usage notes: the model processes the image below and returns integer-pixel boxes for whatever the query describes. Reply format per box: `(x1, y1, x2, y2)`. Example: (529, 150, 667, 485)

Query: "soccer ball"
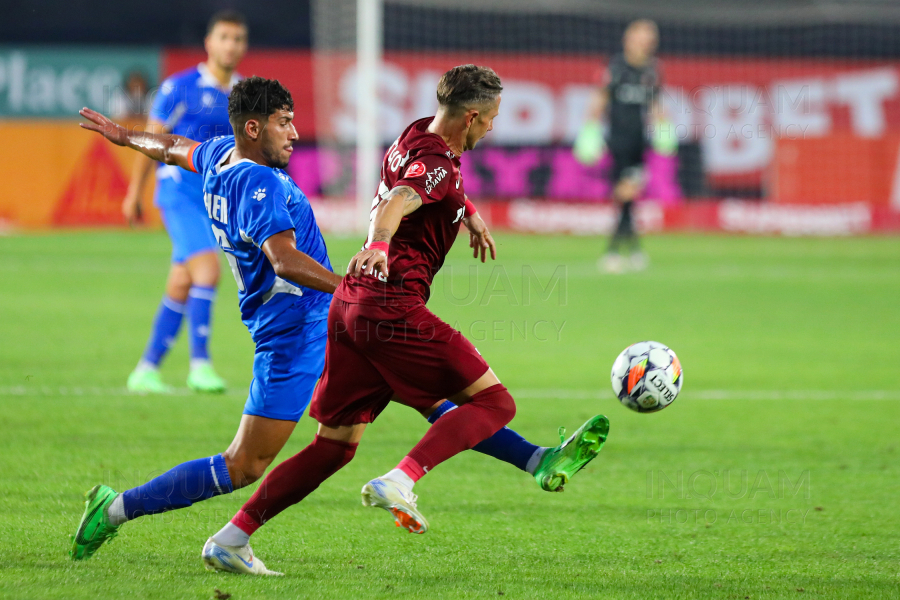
(611, 341, 682, 413)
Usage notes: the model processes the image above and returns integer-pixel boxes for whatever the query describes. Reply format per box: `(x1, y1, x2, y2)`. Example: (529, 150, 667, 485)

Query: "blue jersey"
(190, 136, 333, 338)
(150, 64, 238, 206)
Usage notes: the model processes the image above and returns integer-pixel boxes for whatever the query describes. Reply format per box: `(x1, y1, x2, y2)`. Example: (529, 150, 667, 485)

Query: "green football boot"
(533, 415, 609, 492)
(126, 368, 171, 394)
(187, 363, 227, 393)
(70, 484, 120, 560)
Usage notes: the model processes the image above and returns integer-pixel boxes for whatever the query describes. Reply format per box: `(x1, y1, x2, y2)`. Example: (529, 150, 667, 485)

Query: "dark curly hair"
(228, 76, 294, 136)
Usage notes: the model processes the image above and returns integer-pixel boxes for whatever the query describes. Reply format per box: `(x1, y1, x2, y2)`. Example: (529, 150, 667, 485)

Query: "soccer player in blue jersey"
(72, 77, 342, 563)
(122, 10, 248, 394)
(71, 76, 607, 570)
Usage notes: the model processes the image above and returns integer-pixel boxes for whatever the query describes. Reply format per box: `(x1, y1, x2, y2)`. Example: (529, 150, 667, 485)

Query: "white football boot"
(600, 253, 626, 274)
(361, 478, 429, 534)
(629, 251, 649, 271)
(201, 537, 283, 576)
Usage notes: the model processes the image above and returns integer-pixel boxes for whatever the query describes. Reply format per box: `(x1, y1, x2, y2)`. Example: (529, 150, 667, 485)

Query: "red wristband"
(367, 241, 389, 254)
(464, 198, 477, 218)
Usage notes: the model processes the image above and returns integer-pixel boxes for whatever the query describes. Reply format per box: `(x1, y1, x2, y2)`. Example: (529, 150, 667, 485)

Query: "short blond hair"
(436, 65, 503, 114)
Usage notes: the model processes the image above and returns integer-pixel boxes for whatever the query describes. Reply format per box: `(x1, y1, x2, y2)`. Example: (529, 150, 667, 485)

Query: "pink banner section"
(309, 199, 900, 236)
(289, 146, 682, 204)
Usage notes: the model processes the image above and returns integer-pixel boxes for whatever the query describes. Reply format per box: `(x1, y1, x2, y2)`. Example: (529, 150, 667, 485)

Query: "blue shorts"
(157, 178, 218, 264)
(243, 318, 328, 422)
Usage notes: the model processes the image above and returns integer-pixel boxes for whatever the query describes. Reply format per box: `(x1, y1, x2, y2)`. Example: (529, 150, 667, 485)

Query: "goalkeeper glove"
(651, 118, 678, 156)
(573, 120, 606, 166)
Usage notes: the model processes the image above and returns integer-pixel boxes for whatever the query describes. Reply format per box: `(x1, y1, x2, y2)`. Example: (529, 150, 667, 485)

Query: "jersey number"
(211, 224, 245, 292)
(386, 140, 410, 173)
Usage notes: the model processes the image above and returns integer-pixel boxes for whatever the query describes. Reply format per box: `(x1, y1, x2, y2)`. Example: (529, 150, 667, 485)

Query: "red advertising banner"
(163, 48, 900, 206)
(310, 199, 900, 236)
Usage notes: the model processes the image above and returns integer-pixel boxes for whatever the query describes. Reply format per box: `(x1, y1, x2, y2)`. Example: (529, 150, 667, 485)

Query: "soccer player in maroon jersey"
(201, 65, 610, 575)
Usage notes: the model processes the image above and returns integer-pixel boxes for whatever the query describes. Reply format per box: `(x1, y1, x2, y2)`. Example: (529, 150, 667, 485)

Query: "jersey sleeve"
(148, 78, 177, 125)
(395, 154, 454, 204)
(237, 173, 295, 247)
(188, 136, 230, 175)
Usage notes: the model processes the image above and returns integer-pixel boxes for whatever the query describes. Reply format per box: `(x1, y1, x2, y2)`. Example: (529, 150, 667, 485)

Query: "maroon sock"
(405, 383, 515, 475)
(231, 434, 357, 533)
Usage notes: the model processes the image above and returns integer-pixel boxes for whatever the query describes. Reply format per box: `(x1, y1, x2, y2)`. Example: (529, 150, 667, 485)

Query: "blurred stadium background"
(5, 0, 900, 235)
(3, 2, 900, 598)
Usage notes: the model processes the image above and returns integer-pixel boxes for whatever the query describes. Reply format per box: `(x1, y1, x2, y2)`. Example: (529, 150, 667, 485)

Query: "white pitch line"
(0, 385, 247, 398)
(512, 389, 900, 401)
(0, 386, 898, 401)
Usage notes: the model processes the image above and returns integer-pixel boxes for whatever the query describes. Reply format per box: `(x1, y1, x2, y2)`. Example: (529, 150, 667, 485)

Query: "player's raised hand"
(347, 248, 388, 279)
(463, 212, 497, 263)
(79, 107, 130, 146)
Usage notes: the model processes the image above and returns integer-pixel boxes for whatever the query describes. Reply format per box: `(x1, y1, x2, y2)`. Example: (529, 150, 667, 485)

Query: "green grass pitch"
(0, 231, 898, 599)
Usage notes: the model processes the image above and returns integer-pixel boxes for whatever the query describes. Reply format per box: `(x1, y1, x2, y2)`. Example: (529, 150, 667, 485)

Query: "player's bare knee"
(615, 182, 637, 202)
(196, 270, 220, 288)
(166, 266, 192, 301)
(187, 251, 221, 287)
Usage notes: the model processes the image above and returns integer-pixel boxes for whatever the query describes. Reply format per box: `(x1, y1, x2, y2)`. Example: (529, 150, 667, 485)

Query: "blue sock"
(141, 296, 185, 367)
(187, 285, 216, 364)
(428, 400, 543, 472)
(121, 454, 233, 520)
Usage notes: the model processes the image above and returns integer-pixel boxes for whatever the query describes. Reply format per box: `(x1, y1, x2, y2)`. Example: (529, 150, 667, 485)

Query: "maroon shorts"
(309, 299, 490, 427)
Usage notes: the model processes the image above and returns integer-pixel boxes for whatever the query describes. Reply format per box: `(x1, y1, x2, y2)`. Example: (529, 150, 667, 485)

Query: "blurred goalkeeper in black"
(577, 19, 669, 273)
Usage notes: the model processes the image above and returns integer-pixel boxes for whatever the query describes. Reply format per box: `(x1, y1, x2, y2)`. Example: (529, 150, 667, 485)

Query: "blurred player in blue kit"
(123, 10, 247, 393)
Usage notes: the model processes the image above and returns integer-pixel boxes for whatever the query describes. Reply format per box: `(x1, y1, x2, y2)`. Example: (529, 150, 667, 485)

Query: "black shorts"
(610, 143, 645, 184)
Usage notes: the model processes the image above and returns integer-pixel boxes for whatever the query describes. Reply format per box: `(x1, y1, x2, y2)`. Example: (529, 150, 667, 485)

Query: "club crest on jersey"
(405, 161, 426, 178)
(425, 166, 447, 195)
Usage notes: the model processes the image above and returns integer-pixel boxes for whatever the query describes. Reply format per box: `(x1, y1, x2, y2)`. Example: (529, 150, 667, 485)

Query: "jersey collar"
(216, 146, 257, 174)
(197, 62, 241, 92)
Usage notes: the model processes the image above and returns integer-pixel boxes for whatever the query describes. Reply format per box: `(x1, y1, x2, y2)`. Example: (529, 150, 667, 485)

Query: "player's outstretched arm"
(78, 108, 197, 172)
(262, 230, 343, 294)
(347, 185, 422, 278)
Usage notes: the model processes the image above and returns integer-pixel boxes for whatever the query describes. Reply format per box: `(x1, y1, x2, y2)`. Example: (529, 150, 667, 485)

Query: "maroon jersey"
(335, 117, 466, 306)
